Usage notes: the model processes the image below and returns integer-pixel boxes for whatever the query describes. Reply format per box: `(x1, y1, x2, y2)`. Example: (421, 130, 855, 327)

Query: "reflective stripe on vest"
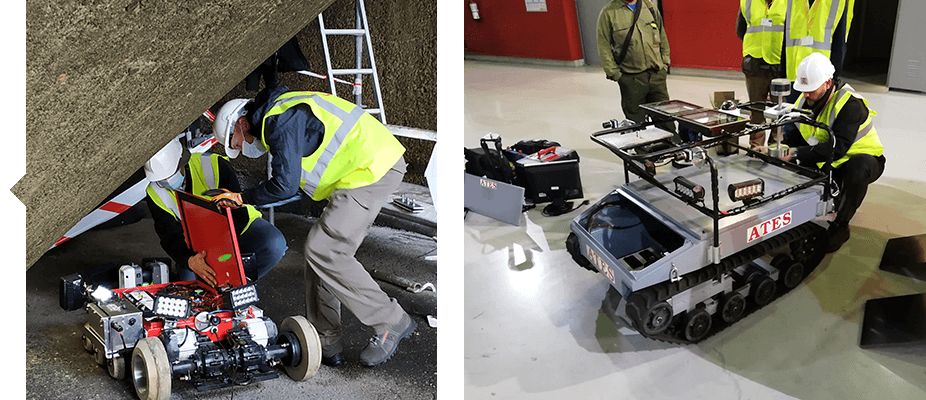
(260, 92, 405, 201)
(743, 0, 786, 33)
(784, 0, 839, 49)
(742, 0, 788, 64)
(784, 0, 851, 80)
(265, 94, 368, 197)
(197, 153, 217, 189)
(147, 184, 181, 221)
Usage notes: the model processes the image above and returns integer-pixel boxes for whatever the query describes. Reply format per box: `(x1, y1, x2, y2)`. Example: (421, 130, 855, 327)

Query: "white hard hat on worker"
(144, 137, 188, 190)
(793, 52, 836, 104)
(213, 98, 268, 159)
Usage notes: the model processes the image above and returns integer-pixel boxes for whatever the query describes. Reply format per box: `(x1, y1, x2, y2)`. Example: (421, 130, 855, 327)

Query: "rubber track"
(627, 221, 826, 345)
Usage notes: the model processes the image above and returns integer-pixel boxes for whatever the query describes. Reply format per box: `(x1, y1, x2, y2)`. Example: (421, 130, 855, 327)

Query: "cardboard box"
(711, 91, 737, 109)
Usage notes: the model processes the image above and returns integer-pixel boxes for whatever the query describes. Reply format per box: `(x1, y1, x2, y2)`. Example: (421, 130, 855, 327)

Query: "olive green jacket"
(597, 0, 670, 80)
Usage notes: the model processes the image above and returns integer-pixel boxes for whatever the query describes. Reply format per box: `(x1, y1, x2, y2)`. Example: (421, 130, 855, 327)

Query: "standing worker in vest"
(783, 0, 854, 103)
(143, 137, 287, 285)
(597, 0, 676, 138)
(736, 0, 788, 153)
(779, 53, 884, 253)
(211, 84, 415, 367)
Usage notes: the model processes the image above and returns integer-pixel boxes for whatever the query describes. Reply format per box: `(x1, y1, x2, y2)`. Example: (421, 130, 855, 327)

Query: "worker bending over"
(143, 137, 287, 285)
(211, 85, 415, 367)
(779, 53, 885, 252)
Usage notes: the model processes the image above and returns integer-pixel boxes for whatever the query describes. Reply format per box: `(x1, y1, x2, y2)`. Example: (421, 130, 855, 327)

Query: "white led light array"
(225, 284, 260, 309)
(729, 178, 765, 202)
(677, 186, 696, 198)
(153, 295, 191, 319)
(673, 176, 704, 202)
(734, 185, 761, 198)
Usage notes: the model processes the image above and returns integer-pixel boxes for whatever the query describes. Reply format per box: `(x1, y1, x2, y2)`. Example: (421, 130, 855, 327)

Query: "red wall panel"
(663, 1, 742, 71)
(463, 0, 583, 61)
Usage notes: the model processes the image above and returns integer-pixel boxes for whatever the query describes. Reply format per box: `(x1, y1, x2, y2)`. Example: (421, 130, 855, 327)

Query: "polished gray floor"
(464, 60, 926, 399)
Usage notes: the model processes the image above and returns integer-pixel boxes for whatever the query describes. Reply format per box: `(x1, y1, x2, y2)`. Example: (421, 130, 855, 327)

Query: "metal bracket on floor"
(368, 269, 436, 298)
(407, 282, 435, 294)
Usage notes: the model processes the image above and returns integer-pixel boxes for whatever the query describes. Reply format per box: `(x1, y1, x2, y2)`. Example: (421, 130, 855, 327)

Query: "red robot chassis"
(78, 191, 321, 400)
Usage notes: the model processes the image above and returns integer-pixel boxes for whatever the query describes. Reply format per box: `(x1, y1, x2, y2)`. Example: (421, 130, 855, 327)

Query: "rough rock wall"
(17, 0, 435, 269)
(212, 0, 437, 190)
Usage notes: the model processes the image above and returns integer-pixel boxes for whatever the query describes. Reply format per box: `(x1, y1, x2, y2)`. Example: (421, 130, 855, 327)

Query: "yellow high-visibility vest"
(147, 153, 262, 232)
(784, 0, 854, 81)
(259, 91, 406, 201)
(795, 83, 882, 169)
(741, 0, 788, 65)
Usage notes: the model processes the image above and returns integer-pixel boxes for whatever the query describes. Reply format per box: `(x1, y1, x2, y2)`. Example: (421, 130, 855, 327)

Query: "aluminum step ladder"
(317, 0, 386, 124)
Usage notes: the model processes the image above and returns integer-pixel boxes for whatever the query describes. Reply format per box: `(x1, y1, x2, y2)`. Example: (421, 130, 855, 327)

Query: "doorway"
(842, 0, 899, 88)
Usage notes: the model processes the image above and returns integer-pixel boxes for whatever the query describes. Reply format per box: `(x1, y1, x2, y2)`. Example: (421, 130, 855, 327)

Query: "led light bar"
(673, 176, 704, 202)
(223, 283, 260, 309)
(152, 294, 192, 319)
(729, 178, 765, 203)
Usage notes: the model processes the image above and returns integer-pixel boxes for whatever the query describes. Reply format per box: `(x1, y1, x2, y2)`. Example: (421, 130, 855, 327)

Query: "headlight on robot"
(152, 294, 192, 319)
(729, 178, 765, 203)
(89, 286, 114, 303)
(223, 283, 260, 310)
(673, 176, 704, 203)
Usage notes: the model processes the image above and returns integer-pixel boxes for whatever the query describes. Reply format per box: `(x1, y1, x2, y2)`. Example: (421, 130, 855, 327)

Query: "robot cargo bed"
(569, 153, 828, 297)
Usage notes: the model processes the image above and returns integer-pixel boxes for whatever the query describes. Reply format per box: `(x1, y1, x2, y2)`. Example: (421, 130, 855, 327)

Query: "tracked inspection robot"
(566, 85, 837, 344)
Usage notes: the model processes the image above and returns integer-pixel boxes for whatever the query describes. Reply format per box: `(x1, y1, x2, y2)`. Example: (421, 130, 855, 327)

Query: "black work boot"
(359, 314, 417, 367)
(319, 334, 343, 367)
(827, 223, 850, 253)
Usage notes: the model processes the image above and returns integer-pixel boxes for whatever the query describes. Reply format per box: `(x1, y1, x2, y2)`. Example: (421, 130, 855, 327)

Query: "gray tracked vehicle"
(566, 99, 836, 344)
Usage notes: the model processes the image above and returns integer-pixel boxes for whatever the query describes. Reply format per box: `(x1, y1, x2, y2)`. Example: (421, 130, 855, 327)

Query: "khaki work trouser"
(304, 156, 408, 339)
(618, 68, 676, 136)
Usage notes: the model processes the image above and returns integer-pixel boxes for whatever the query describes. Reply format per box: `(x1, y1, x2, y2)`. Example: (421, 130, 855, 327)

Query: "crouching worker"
(143, 137, 287, 285)
(780, 53, 885, 253)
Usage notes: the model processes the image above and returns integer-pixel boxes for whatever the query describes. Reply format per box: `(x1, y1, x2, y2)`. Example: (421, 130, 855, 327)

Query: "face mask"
(241, 138, 268, 158)
(156, 170, 185, 191)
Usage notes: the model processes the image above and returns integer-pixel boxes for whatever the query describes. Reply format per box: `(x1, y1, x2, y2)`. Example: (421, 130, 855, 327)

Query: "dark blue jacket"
(240, 85, 325, 205)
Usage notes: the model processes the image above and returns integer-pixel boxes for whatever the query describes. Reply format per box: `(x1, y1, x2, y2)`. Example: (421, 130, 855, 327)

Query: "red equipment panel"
(175, 190, 248, 288)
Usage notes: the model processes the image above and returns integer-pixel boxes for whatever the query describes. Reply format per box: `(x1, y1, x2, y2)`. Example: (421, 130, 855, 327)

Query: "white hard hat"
(793, 52, 835, 92)
(213, 98, 252, 159)
(144, 138, 183, 181)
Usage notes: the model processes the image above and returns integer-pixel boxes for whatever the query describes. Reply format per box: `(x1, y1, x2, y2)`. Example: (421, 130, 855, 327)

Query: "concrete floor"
(463, 60, 926, 399)
(20, 205, 436, 400)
